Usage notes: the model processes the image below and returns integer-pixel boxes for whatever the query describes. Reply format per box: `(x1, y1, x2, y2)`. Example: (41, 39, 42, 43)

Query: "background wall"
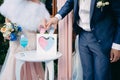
(0, 1, 120, 80)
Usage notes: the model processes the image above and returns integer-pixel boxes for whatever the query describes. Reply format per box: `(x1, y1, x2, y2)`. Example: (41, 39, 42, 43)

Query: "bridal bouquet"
(0, 23, 22, 41)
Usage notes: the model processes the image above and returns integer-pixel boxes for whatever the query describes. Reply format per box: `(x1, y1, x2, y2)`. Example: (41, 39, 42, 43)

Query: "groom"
(46, 0, 120, 80)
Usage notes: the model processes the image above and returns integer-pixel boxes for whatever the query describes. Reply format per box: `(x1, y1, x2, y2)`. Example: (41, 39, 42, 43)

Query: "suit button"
(91, 28, 94, 31)
(98, 40, 101, 43)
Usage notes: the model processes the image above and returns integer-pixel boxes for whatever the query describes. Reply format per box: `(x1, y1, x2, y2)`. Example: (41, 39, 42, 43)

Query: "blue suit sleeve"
(110, 0, 120, 44)
(57, 0, 74, 19)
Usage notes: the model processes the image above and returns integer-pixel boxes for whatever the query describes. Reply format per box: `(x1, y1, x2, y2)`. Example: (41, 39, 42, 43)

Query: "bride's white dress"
(0, 0, 50, 80)
(0, 0, 50, 31)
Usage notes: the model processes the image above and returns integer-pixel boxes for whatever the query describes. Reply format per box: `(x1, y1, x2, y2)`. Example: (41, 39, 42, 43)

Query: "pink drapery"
(57, 0, 73, 80)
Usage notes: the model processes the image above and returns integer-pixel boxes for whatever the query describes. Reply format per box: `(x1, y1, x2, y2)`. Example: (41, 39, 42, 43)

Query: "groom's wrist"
(112, 43, 120, 50)
(55, 14, 62, 21)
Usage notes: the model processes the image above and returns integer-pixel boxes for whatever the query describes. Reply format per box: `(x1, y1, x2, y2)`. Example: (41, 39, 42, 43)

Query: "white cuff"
(112, 43, 120, 50)
(55, 14, 62, 20)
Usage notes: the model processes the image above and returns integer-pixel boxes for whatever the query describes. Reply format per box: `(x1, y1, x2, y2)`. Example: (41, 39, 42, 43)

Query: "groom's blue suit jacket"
(58, 0, 120, 53)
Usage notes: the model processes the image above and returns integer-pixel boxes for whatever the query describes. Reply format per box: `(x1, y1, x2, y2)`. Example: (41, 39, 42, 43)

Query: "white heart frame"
(37, 34, 57, 56)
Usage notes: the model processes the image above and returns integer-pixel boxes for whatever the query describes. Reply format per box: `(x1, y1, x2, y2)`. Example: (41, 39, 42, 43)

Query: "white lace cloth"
(0, 0, 50, 31)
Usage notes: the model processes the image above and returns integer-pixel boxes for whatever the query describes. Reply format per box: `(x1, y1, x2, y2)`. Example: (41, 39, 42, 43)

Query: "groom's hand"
(46, 17, 59, 30)
(110, 49, 120, 62)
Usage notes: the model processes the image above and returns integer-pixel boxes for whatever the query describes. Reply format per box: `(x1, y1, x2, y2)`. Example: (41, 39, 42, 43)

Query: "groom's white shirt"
(55, 0, 120, 50)
(78, 0, 91, 31)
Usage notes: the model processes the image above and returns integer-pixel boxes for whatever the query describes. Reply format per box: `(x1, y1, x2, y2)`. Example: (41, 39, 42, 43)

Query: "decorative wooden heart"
(38, 25, 46, 34)
(38, 36, 55, 51)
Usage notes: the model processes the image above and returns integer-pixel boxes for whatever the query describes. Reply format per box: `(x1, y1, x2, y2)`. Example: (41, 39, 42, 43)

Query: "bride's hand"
(42, 19, 47, 29)
(4, 36, 10, 40)
(37, 19, 47, 33)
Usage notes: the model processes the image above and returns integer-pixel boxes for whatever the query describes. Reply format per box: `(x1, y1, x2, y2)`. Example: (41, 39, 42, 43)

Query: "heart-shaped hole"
(38, 36, 55, 51)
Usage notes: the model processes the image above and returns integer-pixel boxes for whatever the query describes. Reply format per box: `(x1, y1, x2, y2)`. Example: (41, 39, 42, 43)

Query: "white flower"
(97, 1, 103, 8)
(5, 26, 12, 31)
(96, 1, 109, 8)
(105, 2, 109, 5)
(3, 31, 11, 37)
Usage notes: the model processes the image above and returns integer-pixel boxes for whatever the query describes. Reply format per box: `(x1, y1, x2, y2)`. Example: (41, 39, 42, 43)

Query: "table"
(15, 50, 62, 80)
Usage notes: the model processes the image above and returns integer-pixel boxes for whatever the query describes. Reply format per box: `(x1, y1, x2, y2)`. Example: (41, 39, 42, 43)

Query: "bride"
(0, 0, 50, 80)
